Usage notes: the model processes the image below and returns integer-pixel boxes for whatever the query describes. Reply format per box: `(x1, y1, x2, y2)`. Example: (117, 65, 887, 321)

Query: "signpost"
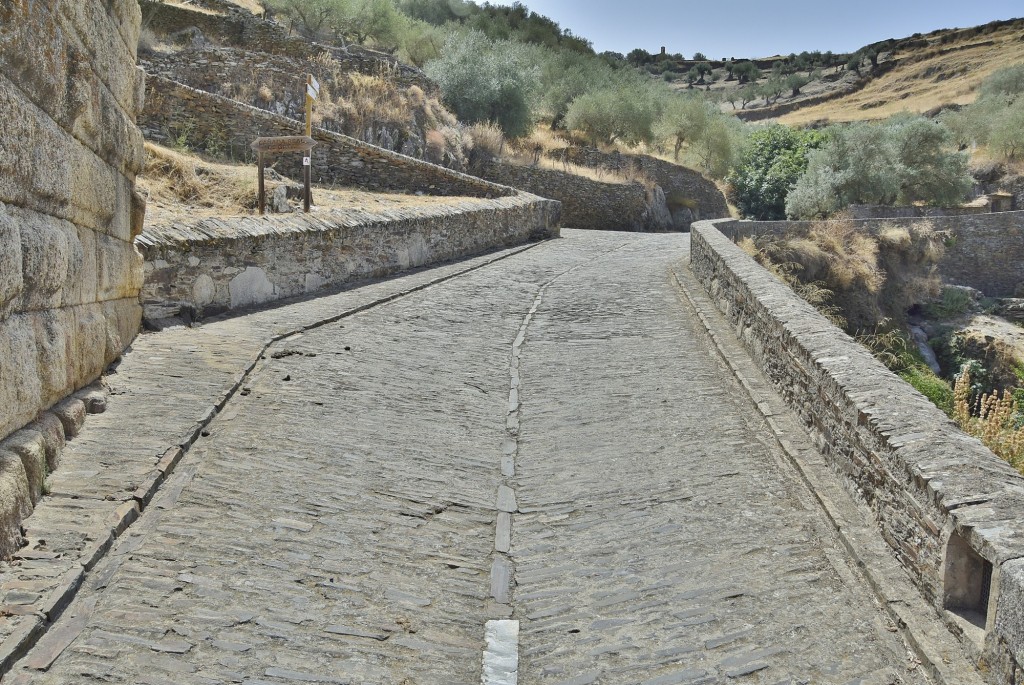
(250, 75, 320, 215)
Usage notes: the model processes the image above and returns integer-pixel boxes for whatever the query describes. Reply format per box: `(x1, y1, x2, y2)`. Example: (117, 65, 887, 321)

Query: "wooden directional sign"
(250, 135, 316, 154)
(251, 135, 318, 215)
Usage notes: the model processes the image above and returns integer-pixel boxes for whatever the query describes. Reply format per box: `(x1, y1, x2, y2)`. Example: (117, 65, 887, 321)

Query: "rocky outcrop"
(0, 0, 146, 555)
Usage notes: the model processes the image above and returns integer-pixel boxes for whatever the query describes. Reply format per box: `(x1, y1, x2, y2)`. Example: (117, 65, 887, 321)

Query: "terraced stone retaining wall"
(691, 218, 1024, 684)
(473, 161, 670, 232)
(553, 147, 730, 228)
(734, 212, 1024, 297)
(138, 0, 432, 91)
(142, 77, 512, 199)
(137, 194, 561, 318)
(0, 0, 146, 556)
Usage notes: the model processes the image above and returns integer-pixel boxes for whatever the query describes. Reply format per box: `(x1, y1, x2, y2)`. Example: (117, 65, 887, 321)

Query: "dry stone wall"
(554, 147, 730, 228)
(692, 219, 1024, 683)
(138, 0, 433, 91)
(137, 195, 560, 317)
(473, 161, 669, 232)
(142, 77, 512, 198)
(0, 0, 146, 556)
(736, 212, 1024, 297)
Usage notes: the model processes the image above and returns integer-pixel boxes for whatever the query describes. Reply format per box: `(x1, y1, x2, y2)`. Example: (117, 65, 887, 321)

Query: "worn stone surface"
(5, 231, 950, 683)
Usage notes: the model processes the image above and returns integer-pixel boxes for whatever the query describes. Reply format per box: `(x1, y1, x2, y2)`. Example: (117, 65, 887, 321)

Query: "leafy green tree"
(786, 116, 972, 219)
(536, 46, 612, 128)
(425, 30, 539, 137)
(939, 64, 1024, 160)
(685, 66, 699, 88)
(726, 124, 825, 220)
(847, 53, 862, 75)
(787, 73, 811, 97)
(693, 51, 707, 61)
(565, 75, 664, 146)
(626, 47, 651, 66)
(733, 61, 760, 84)
(738, 84, 758, 109)
(695, 61, 713, 84)
(655, 95, 715, 160)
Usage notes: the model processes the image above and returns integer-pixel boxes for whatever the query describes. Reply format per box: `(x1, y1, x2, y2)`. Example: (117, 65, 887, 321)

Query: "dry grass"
(138, 142, 487, 226)
(223, 0, 264, 14)
(160, 0, 223, 15)
(739, 219, 944, 331)
(780, 22, 1024, 125)
(954, 367, 1024, 469)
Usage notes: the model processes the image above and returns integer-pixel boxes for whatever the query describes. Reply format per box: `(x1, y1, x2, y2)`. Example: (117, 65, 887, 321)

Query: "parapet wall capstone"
(137, 194, 561, 317)
(691, 218, 1024, 683)
(0, 0, 146, 556)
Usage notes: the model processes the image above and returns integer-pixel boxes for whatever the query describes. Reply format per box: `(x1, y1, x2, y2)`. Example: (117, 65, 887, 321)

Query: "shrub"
(726, 124, 825, 220)
(425, 30, 538, 138)
(901, 366, 955, 415)
(786, 116, 972, 219)
(954, 367, 1024, 469)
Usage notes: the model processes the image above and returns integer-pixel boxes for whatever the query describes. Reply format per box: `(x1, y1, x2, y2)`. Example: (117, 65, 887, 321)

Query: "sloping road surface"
(9, 230, 933, 684)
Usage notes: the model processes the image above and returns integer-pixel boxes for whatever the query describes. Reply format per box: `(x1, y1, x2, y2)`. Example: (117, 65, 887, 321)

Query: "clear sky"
(513, 1, 1022, 59)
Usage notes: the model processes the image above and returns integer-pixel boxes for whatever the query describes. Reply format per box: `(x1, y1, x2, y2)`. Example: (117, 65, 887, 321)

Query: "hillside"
(779, 18, 1024, 125)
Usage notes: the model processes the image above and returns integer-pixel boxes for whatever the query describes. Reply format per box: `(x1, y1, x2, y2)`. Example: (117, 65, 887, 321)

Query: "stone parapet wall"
(735, 212, 1024, 297)
(553, 147, 730, 227)
(691, 218, 1024, 683)
(0, 1, 146, 555)
(139, 0, 433, 91)
(141, 77, 513, 198)
(472, 161, 668, 232)
(137, 194, 561, 317)
(849, 204, 992, 219)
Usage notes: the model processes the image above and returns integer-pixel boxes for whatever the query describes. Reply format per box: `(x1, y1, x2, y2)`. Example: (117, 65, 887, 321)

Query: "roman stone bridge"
(0, 229, 1001, 684)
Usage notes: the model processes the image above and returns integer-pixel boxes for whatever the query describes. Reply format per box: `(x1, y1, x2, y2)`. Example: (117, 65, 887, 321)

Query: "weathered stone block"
(18, 209, 82, 312)
(71, 304, 108, 390)
(101, 298, 142, 365)
(2, 429, 46, 504)
(0, 76, 135, 240)
(30, 413, 65, 473)
(0, 315, 41, 440)
(30, 308, 73, 409)
(0, 450, 31, 559)
(96, 234, 143, 302)
(0, 205, 24, 317)
(52, 398, 86, 439)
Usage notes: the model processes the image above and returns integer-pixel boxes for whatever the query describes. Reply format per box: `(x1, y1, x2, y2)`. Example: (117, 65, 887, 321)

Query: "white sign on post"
(310, 75, 320, 93)
(303, 156, 311, 166)
(306, 84, 319, 100)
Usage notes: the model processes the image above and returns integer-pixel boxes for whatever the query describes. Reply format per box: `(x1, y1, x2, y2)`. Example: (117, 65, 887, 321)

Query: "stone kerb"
(690, 218, 1024, 682)
(141, 76, 514, 199)
(137, 194, 561, 318)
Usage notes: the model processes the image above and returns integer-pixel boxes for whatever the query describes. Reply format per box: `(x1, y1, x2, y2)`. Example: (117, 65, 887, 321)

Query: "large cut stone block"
(96, 234, 144, 302)
(0, 450, 31, 559)
(102, 298, 141, 365)
(0, 314, 41, 440)
(30, 308, 73, 409)
(2, 429, 47, 504)
(0, 205, 23, 318)
(71, 304, 107, 391)
(18, 208, 83, 312)
(0, 76, 135, 240)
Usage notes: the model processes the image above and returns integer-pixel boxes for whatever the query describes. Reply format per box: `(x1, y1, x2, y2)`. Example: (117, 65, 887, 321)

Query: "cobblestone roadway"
(15, 231, 929, 684)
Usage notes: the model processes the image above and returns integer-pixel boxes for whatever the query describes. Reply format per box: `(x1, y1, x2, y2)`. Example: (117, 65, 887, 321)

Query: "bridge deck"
(6, 230, 941, 684)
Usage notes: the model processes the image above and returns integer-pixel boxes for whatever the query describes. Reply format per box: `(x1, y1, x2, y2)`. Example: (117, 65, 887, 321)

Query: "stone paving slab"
(1, 230, 980, 684)
(0, 242, 544, 677)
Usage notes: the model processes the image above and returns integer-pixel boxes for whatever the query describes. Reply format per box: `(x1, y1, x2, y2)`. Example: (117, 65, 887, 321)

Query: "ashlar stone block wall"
(0, 0, 146, 555)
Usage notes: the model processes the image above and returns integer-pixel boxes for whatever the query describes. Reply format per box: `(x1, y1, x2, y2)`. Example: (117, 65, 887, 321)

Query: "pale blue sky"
(514, 1, 1022, 58)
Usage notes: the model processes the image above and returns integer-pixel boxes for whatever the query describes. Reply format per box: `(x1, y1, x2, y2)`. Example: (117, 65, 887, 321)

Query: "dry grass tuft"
(954, 367, 1024, 468)
(138, 142, 257, 218)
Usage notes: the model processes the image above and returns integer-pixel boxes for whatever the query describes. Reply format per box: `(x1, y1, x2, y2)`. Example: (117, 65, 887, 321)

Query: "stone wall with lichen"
(0, 0, 147, 556)
(136, 195, 561, 318)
